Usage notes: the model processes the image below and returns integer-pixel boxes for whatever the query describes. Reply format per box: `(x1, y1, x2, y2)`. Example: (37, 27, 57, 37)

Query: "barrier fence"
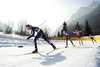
(53, 35, 100, 41)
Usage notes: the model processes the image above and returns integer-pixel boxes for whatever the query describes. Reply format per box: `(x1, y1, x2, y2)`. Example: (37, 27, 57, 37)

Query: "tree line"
(0, 20, 50, 39)
(0, 20, 30, 36)
(0, 20, 93, 38)
(57, 20, 92, 37)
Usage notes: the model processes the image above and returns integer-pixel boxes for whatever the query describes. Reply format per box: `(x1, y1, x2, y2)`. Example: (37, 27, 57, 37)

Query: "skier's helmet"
(26, 25, 32, 29)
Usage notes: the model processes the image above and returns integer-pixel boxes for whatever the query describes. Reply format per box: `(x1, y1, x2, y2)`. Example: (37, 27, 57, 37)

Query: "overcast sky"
(0, 0, 100, 34)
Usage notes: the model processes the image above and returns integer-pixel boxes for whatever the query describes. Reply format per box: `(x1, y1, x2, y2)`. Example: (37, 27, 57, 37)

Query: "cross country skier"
(89, 34, 97, 43)
(73, 30, 84, 45)
(26, 25, 56, 53)
(63, 31, 75, 48)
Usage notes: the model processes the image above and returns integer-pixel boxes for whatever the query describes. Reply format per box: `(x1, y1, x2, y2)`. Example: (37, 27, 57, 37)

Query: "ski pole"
(39, 19, 48, 27)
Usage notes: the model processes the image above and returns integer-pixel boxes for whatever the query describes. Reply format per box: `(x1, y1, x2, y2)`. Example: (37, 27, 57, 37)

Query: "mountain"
(86, 4, 100, 34)
(52, 1, 100, 36)
(67, 1, 100, 25)
(68, 2, 100, 35)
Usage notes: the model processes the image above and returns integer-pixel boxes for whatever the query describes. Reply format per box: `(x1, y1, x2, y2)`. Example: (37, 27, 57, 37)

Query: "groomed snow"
(0, 32, 100, 67)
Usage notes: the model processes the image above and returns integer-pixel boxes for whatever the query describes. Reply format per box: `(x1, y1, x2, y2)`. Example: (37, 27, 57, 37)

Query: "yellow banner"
(53, 35, 100, 41)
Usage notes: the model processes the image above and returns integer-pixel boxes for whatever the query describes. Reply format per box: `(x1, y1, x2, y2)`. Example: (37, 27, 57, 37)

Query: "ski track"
(0, 33, 100, 67)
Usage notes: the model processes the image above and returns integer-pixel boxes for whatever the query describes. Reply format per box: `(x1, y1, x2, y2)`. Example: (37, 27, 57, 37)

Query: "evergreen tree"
(74, 22, 81, 31)
(74, 22, 83, 36)
(57, 31, 60, 37)
(85, 20, 92, 36)
(61, 21, 68, 37)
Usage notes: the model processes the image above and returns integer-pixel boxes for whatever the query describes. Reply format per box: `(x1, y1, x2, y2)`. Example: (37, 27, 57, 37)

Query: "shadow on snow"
(32, 51, 66, 66)
(95, 47, 100, 67)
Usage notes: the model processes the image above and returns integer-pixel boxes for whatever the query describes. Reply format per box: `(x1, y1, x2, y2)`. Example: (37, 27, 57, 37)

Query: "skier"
(26, 25, 56, 53)
(73, 30, 83, 45)
(89, 34, 97, 43)
(63, 31, 75, 48)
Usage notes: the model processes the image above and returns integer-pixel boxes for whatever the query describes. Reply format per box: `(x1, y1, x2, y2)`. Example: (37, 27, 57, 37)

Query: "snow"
(0, 32, 100, 67)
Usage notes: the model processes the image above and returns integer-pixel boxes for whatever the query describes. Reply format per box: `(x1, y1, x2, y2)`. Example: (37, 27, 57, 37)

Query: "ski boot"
(51, 43, 56, 49)
(32, 48, 38, 53)
(65, 45, 68, 48)
(73, 44, 75, 47)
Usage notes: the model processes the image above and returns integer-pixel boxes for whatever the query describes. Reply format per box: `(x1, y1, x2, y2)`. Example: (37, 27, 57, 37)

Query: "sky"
(0, 0, 99, 35)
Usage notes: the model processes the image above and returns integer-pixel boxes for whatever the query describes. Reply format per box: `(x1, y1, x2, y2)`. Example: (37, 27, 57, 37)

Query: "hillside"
(67, 1, 100, 25)
(68, 4, 100, 35)
(52, 1, 100, 36)
(67, 1, 100, 24)
(86, 4, 100, 34)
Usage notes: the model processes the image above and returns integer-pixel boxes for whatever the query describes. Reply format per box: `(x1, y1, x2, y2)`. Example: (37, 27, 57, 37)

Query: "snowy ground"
(0, 32, 100, 67)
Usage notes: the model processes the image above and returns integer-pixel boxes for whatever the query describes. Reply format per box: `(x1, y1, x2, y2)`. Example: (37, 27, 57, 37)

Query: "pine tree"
(85, 20, 92, 36)
(61, 21, 68, 37)
(74, 22, 83, 36)
(57, 31, 60, 37)
(74, 22, 81, 31)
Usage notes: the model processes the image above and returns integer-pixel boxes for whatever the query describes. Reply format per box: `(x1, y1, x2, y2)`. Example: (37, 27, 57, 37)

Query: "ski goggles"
(26, 27, 30, 29)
